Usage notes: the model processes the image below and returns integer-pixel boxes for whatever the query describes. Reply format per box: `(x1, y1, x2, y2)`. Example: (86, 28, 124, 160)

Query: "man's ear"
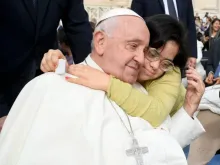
(93, 31, 107, 56)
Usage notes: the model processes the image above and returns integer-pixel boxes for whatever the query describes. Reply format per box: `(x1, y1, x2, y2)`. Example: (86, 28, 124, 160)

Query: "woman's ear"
(93, 31, 107, 56)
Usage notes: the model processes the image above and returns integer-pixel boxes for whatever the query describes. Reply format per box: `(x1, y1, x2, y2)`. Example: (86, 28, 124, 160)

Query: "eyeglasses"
(145, 47, 174, 72)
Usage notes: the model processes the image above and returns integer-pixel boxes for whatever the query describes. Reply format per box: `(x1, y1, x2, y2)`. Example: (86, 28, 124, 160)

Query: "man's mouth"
(127, 64, 139, 70)
(129, 66, 138, 70)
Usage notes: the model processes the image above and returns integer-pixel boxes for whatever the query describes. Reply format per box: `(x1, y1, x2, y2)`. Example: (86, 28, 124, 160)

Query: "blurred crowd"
(195, 12, 220, 51)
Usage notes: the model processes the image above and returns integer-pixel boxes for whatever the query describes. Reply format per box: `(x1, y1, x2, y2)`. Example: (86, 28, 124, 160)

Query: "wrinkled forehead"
(113, 16, 150, 45)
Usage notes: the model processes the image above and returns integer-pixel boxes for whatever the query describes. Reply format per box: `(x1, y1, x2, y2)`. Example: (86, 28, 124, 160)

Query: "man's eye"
(126, 43, 138, 51)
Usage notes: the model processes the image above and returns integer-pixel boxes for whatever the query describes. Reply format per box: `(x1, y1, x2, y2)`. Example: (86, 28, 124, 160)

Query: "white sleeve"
(170, 107, 205, 148)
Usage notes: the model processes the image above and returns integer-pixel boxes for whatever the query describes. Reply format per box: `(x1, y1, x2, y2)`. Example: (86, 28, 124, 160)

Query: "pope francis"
(0, 9, 204, 165)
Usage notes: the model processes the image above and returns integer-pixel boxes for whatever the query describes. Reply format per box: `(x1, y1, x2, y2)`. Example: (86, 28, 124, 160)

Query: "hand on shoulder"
(65, 64, 111, 91)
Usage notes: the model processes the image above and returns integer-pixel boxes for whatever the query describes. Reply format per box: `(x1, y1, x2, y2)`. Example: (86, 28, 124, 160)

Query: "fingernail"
(65, 76, 69, 80)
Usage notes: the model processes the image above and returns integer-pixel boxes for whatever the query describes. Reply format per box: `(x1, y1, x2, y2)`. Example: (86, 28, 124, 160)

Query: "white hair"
(91, 17, 118, 49)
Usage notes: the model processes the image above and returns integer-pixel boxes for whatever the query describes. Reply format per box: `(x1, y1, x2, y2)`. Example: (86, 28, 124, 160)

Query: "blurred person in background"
(195, 16, 202, 33)
(205, 17, 212, 29)
(205, 38, 220, 86)
(202, 12, 209, 23)
(203, 18, 220, 51)
(212, 15, 218, 20)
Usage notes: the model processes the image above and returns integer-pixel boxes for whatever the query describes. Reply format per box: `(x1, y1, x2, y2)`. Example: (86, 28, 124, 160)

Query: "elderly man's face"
(101, 16, 150, 84)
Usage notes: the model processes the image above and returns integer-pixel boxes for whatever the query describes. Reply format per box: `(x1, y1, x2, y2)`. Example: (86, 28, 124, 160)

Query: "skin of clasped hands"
(205, 72, 220, 85)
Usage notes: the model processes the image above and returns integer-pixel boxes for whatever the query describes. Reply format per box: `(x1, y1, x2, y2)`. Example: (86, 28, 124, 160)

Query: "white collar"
(84, 55, 103, 72)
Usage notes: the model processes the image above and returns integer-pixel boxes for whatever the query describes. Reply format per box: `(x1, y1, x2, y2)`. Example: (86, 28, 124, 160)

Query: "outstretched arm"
(66, 65, 182, 127)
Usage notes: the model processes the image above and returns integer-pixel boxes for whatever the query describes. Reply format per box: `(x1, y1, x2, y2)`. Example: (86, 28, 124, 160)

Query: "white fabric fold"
(199, 85, 220, 115)
(170, 107, 205, 148)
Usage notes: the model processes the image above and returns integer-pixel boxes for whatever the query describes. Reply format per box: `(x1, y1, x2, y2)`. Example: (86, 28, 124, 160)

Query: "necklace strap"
(108, 99, 135, 137)
(84, 59, 135, 137)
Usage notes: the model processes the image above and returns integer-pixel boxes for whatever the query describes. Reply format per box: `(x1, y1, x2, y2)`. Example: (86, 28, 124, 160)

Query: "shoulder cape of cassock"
(0, 55, 187, 165)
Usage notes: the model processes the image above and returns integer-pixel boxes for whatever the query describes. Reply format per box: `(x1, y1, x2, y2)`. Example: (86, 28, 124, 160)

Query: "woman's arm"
(66, 65, 182, 127)
(107, 67, 182, 127)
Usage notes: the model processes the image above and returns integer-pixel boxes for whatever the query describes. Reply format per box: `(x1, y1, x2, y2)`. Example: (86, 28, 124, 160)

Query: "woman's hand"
(205, 73, 214, 84)
(65, 64, 111, 91)
(214, 77, 220, 85)
(184, 67, 205, 117)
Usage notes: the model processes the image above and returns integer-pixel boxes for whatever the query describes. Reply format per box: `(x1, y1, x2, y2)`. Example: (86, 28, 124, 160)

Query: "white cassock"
(0, 55, 205, 165)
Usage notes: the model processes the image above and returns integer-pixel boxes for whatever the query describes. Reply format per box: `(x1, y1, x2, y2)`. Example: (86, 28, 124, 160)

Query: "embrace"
(0, 9, 205, 165)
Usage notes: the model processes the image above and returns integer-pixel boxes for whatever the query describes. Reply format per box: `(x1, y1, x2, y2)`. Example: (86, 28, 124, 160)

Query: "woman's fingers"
(68, 68, 83, 78)
(68, 65, 87, 77)
(69, 64, 89, 72)
(186, 68, 205, 93)
(186, 73, 202, 84)
(65, 77, 86, 86)
(187, 79, 203, 94)
(185, 67, 198, 75)
(187, 80, 197, 88)
(213, 77, 220, 81)
(215, 79, 220, 85)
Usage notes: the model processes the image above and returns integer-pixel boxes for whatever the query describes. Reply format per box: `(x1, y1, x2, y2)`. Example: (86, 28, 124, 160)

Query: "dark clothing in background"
(0, 60, 36, 117)
(131, 0, 197, 58)
(0, 0, 92, 117)
(203, 27, 220, 51)
(206, 38, 220, 75)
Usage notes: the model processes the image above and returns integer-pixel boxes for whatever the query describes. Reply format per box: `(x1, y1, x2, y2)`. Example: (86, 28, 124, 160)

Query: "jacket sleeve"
(131, 0, 145, 17)
(62, 0, 92, 63)
(107, 68, 182, 127)
(170, 107, 205, 148)
(186, 0, 197, 58)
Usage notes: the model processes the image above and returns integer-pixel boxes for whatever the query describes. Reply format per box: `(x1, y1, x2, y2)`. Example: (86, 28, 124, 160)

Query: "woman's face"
(212, 20, 220, 32)
(138, 40, 179, 81)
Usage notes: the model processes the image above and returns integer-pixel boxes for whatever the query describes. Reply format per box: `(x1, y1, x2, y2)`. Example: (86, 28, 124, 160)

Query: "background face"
(213, 20, 220, 32)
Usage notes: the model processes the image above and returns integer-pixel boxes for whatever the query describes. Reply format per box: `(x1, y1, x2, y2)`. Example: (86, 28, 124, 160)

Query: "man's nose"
(150, 60, 160, 70)
(134, 51, 145, 66)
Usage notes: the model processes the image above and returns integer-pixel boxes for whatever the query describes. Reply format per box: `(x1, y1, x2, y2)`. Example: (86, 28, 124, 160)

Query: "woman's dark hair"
(205, 18, 220, 37)
(145, 14, 189, 69)
(207, 17, 212, 23)
(197, 32, 203, 41)
(211, 18, 220, 26)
